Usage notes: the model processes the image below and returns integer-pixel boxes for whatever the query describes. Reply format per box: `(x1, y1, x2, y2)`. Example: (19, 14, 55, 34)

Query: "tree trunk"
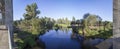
(104, 25, 105, 32)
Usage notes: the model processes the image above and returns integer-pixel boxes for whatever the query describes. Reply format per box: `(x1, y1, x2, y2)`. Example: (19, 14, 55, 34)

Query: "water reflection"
(55, 27, 70, 34)
(39, 29, 82, 49)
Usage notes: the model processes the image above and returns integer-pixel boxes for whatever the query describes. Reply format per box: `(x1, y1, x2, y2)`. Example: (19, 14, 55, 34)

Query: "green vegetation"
(72, 13, 112, 39)
(14, 3, 54, 49)
(13, 3, 112, 49)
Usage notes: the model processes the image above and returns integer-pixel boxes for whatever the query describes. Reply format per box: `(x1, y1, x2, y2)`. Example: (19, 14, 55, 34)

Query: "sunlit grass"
(57, 24, 69, 27)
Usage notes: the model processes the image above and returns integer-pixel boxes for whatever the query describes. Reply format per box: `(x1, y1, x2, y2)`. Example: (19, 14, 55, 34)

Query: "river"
(39, 29, 82, 49)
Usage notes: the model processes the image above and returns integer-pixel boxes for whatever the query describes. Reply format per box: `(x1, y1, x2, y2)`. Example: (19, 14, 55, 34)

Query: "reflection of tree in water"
(60, 27, 64, 32)
(55, 29, 59, 35)
(60, 27, 70, 34)
(55, 27, 70, 35)
(71, 27, 79, 39)
(55, 29, 58, 32)
(61, 27, 69, 34)
(54, 24, 60, 32)
(65, 28, 69, 34)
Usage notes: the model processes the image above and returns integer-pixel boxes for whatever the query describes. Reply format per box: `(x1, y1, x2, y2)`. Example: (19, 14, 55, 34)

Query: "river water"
(39, 29, 82, 49)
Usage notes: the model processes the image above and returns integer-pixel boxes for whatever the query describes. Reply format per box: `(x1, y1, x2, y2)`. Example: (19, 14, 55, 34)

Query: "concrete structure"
(0, 0, 13, 49)
(112, 0, 120, 49)
(113, 0, 120, 37)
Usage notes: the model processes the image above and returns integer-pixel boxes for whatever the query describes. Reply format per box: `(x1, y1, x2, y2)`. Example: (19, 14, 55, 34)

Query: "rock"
(83, 38, 104, 49)
(96, 38, 113, 49)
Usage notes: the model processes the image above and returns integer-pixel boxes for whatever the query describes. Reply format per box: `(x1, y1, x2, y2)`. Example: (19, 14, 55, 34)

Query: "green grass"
(57, 24, 69, 28)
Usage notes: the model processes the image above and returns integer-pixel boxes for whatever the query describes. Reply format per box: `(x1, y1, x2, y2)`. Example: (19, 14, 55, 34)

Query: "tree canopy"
(23, 3, 40, 20)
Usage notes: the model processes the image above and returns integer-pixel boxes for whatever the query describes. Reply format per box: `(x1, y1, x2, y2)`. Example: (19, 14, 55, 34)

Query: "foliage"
(103, 21, 112, 30)
(72, 16, 76, 21)
(23, 3, 40, 20)
(13, 3, 113, 49)
(14, 31, 37, 49)
(73, 13, 113, 39)
(82, 19, 87, 29)
(31, 18, 41, 35)
(39, 17, 55, 30)
(83, 13, 90, 19)
(56, 18, 70, 25)
(86, 15, 97, 26)
(13, 3, 51, 49)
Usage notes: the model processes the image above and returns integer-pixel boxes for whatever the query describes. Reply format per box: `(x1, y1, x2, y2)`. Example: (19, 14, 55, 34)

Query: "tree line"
(13, 3, 112, 49)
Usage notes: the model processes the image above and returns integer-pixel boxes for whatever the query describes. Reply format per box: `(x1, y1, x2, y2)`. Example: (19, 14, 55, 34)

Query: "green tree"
(72, 16, 76, 21)
(96, 16, 102, 30)
(86, 15, 97, 26)
(14, 3, 44, 49)
(65, 17, 70, 25)
(81, 19, 87, 36)
(39, 17, 55, 31)
(103, 21, 111, 31)
(19, 3, 41, 33)
(57, 18, 65, 24)
(76, 20, 81, 26)
(31, 18, 41, 35)
(83, 13, 90, 19)
(23, 3, 40, 20)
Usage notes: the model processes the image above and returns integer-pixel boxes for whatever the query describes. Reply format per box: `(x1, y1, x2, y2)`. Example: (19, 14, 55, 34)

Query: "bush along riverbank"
(14, 30, 46, 49)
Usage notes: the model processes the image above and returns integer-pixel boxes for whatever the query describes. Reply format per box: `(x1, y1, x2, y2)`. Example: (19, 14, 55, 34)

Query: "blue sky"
(13, 0, 112, 21)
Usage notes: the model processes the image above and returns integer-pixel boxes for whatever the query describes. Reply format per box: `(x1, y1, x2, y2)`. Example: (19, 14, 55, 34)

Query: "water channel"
(39, 29, 82, 49)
